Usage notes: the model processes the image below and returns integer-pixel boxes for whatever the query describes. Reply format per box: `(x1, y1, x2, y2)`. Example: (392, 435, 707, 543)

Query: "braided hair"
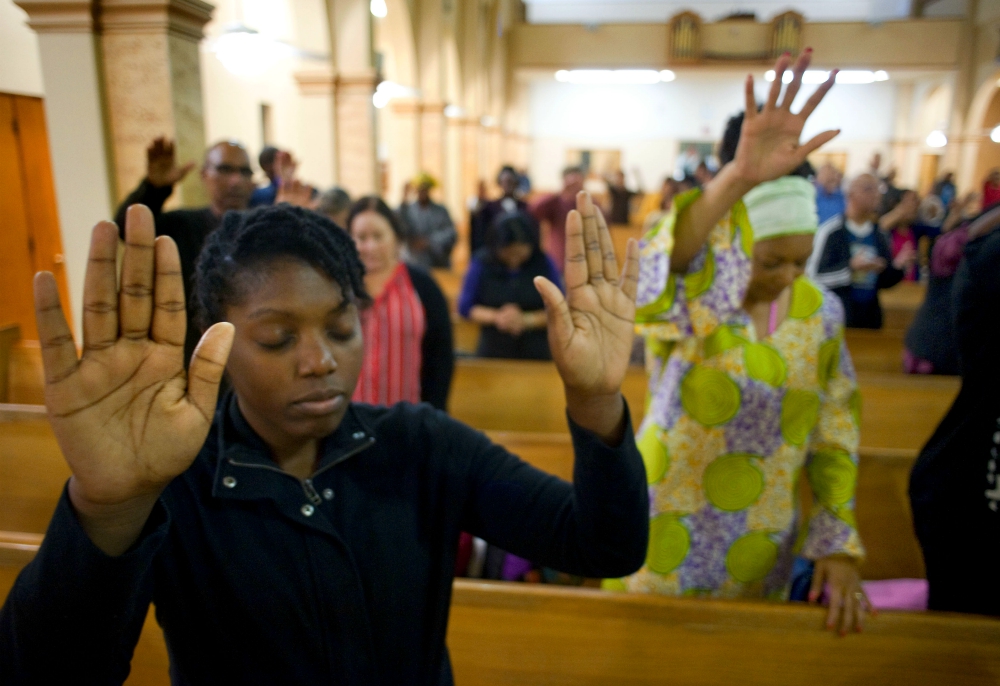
(193, 204, 370, 332)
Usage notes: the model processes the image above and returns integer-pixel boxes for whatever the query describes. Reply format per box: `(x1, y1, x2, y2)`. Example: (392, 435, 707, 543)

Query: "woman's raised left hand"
(534, 191, 640, 443)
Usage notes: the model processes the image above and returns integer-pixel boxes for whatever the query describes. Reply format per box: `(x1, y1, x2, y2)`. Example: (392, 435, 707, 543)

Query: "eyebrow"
(247, 300, 352, 320)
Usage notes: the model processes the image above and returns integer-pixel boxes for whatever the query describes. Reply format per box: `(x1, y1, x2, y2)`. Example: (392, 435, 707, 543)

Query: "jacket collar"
(211, 391, 376, 500)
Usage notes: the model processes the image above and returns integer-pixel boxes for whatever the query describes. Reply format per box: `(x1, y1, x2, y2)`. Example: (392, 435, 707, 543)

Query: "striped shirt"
(353, 263, 426, 406)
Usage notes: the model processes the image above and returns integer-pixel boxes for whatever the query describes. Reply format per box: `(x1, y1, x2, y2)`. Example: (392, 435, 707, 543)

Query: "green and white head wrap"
(743, 176, 818, 243)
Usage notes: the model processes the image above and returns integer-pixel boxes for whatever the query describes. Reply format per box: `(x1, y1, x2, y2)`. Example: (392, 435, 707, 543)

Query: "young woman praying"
(0, 199, 646, 684)
(605, 52, 870, 636)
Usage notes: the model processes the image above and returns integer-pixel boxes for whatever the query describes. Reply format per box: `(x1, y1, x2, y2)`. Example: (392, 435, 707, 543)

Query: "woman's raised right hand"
(35, 205, 234, 517)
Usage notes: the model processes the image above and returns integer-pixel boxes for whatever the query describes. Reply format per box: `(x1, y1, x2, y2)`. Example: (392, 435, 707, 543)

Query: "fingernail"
(805, 47, 813, 52)
(783, 51, 791, 57)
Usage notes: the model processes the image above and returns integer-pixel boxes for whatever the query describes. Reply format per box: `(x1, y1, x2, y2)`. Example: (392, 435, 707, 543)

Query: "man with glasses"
(114, 137, 255, 361)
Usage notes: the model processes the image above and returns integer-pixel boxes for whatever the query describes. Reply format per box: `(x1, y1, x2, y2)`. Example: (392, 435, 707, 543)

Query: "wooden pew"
(485, 431, 924, 580)
(451, 359, 958, 452)
(4, 561, 997, 686)
(447, 581, 1000, 686)
(880, 281, 925, 332)
(0, 324, 20, 403)
(845, 328, 906, 375)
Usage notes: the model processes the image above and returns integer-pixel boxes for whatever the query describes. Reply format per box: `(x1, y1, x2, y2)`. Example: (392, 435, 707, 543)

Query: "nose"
(297, 329, 338, 377)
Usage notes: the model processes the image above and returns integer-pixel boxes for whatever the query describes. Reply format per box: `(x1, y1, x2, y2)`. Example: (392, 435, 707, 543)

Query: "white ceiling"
(522, 0, 969, 25)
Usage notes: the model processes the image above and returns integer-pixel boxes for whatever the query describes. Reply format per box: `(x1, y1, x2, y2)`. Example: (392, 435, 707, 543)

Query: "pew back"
(447, 580, 1000, 686)
(452, 359, 958, 451)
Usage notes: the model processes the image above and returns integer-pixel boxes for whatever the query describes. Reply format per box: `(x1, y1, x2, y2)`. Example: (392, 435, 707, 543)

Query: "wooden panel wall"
(0, 93, 71, 341)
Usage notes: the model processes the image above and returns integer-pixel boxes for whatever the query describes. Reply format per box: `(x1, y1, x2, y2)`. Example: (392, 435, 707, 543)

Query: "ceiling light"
(926, 130, 948, 148)
(372, 81, 418, 109)
(990, 125, 1000, 143)
(210, 27, 295, 78)
(554, 69, 674, 85)
(444, 104, 466, 118)
(370, 0, 387, 18)
(764, 69, 889, 85)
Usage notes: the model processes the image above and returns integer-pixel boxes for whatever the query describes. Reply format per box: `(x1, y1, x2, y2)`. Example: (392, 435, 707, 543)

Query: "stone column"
(15, 0, 117, 338)
(334, 71, 378, 197)
(389, 97, 422, 204)
(461, 116, 481, 207)
(294, 68, 338, 188)
(419, 101, 447, 187)
(98, 0, 213, 208)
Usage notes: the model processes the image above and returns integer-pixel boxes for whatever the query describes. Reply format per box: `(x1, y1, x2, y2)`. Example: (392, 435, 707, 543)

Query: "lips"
(291, 388, 346, 417)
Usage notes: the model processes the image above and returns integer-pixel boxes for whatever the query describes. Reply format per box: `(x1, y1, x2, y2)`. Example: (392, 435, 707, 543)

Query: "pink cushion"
(862, 579, 928, 611)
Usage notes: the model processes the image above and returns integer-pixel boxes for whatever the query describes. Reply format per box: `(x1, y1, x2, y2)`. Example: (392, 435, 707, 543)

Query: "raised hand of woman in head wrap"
(534, 191, 640, 445)
(671, 49, 840, 271)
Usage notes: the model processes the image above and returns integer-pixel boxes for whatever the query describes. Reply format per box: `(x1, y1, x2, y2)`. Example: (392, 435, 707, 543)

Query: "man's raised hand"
(146, 137, 195, 189)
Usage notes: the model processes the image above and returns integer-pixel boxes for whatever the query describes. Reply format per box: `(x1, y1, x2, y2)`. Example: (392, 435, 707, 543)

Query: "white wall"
(527, 70, 899, 191)
(201, 0, 335, 188)
(0, 0, 44, 96)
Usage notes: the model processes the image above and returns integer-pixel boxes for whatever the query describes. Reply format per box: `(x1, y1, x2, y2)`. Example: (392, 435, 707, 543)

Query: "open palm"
(734, 50, 840, 185)
(34, 205, 233, 507)
(535, 192, 639, 397)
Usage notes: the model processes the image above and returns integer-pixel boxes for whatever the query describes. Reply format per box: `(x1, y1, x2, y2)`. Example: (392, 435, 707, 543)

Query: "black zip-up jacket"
(807, 214, 904, 329)
(0, 394, 649, 684)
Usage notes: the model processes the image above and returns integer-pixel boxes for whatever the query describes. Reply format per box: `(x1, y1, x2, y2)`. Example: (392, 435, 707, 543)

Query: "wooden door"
(918, 153, 940, 197)
(0, 93, 71, 341)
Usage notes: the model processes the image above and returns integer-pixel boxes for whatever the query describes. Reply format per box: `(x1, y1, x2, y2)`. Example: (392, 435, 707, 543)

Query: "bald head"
(846, 173, 881, 221)
(201, 141, 254, 215)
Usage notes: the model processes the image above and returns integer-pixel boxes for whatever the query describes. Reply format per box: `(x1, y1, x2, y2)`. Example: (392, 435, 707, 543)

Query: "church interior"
(2, 0, 1000, 683)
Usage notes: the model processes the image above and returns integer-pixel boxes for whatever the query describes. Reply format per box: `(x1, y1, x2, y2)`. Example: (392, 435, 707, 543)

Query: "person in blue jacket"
(0, 194, 647, 684)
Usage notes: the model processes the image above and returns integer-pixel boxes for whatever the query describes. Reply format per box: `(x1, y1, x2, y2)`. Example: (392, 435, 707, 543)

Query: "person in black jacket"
(909, 205, 1000, 616)
(1, 195, 647, 684)
(346, 196, 453, 410)
(114, 137, 255, 361)
(458, 211, 561, 360)
(806, 173, 907, 328)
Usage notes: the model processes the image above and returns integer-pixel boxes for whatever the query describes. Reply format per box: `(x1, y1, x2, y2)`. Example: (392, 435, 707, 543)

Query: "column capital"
(99, 0, 214, 41)
(336, 70, 379, 89)
(390, 97, 422, 115)
(294, 67, 336, 96)
(15, 0, 96, 33)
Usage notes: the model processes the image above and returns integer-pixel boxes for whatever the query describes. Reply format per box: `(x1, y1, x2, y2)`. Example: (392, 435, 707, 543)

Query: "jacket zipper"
(227, 436, 377, 502)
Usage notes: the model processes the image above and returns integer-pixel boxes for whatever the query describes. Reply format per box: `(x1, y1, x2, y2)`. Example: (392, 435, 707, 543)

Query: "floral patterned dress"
(607, 189, 865, 600)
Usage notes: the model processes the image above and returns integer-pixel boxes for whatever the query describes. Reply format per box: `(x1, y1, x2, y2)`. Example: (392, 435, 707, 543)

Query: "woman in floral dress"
(607, 51, 870, 634)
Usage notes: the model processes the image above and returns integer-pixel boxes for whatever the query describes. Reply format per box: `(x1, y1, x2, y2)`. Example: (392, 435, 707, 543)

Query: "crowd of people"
(2, 50, 999, 684)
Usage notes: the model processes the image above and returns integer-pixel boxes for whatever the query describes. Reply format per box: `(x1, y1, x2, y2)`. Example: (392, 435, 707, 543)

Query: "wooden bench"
(845, 328, 906, 374)
(0, 324, 20, 403)
(3, 554, 996, 686)
(880, 281, 925, 332)
(451, 359, 959, 452)
(485, 431, 923, 580)
(447, 581, 1000, 686)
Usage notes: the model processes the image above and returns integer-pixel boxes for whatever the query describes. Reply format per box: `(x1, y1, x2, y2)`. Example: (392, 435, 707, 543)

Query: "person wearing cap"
(399, 172, 458, 269)
(605, 52, 869, 636)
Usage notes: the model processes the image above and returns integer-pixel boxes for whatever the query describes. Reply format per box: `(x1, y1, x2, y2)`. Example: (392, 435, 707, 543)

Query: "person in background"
(610, 52, 869, 635)
(982, 168, 1000, 210)
(113, 137, 255, 361)
(693, 161, 714, 187)
(399, 172, 458, 269)
(807, 173, 911, 328)
(458, 212, 562, 360)
(470, 166, 527, 254)
(605, 169, 638, 225)
(932, 171, 957, 210)
(315, 186, 352, 227)
(249, 146, 280, 207)
(637, 177, 678, 231)
(879, 189, 920, 281)
(910, 204, 1000, 616)
(878, 167, 903, 217)
(814, 162, 845, 224)
(348, 196, 453, 410)
(531, 165, 585, 272)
